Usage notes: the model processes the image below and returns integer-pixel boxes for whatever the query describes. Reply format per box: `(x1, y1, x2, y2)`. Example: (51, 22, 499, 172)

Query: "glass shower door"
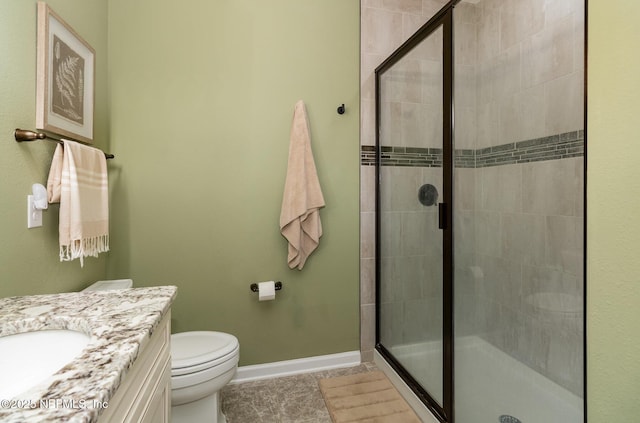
(375, 2, 584, 422)
(376, 16, 450, 419)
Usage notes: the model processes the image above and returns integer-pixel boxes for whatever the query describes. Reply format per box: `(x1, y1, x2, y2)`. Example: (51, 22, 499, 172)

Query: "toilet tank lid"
(171, 331, 239, 369)
(82, 279, 133, 291)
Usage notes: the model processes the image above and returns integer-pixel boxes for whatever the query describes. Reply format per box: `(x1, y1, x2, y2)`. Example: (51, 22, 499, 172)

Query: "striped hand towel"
(47, 140, 109, 266)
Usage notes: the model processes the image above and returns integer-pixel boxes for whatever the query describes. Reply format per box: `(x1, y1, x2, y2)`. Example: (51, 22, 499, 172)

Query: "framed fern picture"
(36, 2, 95, 143)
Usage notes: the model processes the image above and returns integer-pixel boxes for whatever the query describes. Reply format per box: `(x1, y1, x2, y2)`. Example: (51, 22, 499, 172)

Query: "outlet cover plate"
(27, 195, 43, 228)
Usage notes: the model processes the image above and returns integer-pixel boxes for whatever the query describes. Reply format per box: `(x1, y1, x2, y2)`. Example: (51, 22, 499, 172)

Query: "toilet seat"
(171, 331, 239, 377)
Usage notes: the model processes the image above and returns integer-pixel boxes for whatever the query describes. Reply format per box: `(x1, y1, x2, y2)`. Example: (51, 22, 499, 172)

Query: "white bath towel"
(279, 100, 325, 270)
(47, 140, 109, 266)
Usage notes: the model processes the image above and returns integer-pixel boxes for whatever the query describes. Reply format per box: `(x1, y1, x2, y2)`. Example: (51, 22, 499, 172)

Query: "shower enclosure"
(375, 1, 585, 422)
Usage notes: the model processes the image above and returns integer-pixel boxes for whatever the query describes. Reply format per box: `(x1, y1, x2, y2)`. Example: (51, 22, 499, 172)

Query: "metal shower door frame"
(374, 3, 456, 422)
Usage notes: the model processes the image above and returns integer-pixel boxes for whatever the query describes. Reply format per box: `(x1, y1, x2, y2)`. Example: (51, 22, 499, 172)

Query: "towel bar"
(14, 129, 114, 160)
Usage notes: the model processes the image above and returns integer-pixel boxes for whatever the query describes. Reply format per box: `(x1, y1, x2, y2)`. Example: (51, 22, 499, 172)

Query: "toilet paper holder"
(250, 281, 283, 293)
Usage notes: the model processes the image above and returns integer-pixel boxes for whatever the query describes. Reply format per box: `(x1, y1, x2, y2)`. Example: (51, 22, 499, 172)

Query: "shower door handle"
(438, 202, 447, 230)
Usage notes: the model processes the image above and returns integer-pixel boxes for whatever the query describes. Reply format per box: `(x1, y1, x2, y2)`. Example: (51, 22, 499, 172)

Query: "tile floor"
(221, 362, 378, 423)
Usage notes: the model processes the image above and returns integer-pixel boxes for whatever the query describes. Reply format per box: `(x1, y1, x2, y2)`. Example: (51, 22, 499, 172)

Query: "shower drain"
(499, 415, 522, 423)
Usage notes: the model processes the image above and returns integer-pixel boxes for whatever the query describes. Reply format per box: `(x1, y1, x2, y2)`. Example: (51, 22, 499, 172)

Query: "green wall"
(0, 0, 109, 297)
(107, 0, 361, 365)
(587, 1, 640, 420)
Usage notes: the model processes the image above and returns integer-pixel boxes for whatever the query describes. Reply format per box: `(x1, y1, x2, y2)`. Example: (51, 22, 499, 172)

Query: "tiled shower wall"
(455, 159, 584, 395)
(455, 0, 585, 396)
(360, 0, 450, 363)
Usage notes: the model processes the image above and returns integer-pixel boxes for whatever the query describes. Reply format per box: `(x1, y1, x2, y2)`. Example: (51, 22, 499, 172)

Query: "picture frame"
(36, 1, 95, 143)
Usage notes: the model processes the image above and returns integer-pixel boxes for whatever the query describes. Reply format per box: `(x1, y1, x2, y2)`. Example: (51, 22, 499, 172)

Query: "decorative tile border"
(361, 145, 377, 166)
(475, 130, 584, 167)
(380, 146, 443, 167)
(361, 130, 584, 168)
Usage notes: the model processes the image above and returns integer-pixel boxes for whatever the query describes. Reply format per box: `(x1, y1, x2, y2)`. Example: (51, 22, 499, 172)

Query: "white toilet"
(170, 331, 239, 423)
(83, 279, 240, 423)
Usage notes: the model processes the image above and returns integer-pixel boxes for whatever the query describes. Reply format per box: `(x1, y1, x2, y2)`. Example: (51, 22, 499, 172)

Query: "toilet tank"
(82, 279, 133, 291)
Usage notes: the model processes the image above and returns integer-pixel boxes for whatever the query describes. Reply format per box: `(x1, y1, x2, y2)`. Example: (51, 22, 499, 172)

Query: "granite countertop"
(0, 286, 177, 423)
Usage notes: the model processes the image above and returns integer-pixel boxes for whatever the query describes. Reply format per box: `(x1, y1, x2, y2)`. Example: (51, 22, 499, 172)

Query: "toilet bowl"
(82, 279, 239, 423)
(170, 331, 239, 423)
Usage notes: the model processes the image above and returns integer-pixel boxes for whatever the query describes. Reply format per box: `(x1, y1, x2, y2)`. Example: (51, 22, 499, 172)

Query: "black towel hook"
(337, 104, 345, 115)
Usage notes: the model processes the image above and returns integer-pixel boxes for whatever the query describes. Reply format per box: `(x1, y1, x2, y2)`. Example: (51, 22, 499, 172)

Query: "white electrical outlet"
(27, 195, 43, 228)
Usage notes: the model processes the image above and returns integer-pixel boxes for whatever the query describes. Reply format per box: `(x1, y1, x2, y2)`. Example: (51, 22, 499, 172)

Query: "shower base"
(387, 336, 583, 423)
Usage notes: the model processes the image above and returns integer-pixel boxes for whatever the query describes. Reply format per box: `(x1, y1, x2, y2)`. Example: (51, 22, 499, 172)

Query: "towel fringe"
(60, 235, 110, 267)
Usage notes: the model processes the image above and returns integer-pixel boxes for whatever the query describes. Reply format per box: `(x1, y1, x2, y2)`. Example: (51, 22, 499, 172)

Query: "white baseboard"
(231, 350, 361, 384)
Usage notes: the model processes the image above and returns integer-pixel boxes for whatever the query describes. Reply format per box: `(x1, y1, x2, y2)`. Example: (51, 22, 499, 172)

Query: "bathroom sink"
(0, 329, 91, 399)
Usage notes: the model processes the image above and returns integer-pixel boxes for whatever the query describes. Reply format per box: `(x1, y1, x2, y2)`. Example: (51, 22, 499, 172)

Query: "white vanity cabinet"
(98, 311, 171, 423)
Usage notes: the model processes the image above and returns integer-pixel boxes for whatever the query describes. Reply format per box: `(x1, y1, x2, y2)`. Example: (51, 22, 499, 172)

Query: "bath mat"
(318, 371, 421, 423)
